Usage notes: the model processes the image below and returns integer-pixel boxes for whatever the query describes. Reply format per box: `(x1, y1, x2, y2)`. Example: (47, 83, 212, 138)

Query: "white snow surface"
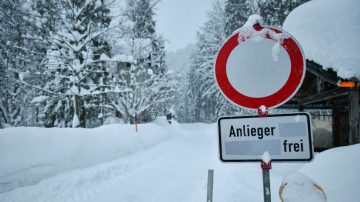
(243, 14, 263, 28)
(283, 0, 360, 79)
(0, 119, 359, 202)
(30, 96, 49, 104)
(261, 151, 271, 164)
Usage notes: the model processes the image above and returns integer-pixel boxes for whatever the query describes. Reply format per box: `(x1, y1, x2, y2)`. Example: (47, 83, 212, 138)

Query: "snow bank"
(299, 144, 360, 202)
(0, 122, 177, 192)
(283, 0, 360, 78)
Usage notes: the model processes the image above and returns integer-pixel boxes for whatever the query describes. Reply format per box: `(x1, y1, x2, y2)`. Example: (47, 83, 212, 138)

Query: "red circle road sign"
(214, 24, 305, 110)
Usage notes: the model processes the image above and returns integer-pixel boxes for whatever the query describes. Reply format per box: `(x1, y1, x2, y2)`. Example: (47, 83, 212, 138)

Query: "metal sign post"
(261, 161, 272, 202)
(214, 16, 310, 202)
(207, 169, 214, 202)
(259, 107, 271, 202)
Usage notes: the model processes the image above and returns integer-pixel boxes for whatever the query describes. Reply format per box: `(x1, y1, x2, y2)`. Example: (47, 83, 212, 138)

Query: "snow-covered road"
(0, 120, 359, 202)
(0, 123, 219, 202)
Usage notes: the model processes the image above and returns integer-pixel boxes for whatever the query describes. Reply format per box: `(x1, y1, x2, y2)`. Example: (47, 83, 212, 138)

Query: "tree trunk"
(74, 95, 86, 128)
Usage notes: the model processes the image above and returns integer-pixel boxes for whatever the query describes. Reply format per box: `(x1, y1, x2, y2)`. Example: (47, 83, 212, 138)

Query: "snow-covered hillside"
(0, 118, 359, 202)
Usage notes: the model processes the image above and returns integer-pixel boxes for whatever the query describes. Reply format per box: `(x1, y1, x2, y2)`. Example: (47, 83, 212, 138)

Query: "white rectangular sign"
(218, 113, 313, 162)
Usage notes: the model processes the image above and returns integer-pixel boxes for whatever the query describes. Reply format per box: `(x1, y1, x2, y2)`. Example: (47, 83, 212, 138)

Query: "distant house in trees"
(283, 0, 360, 150)
(111, 38, 152, 70)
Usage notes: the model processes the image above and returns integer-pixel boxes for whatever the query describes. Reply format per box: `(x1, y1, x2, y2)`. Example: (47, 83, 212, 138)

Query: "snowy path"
(1, 122, 357, 202)
(0, 124, 221, 202)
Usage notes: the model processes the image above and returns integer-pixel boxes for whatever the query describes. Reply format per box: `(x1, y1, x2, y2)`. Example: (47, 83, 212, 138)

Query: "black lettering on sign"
(283, 139, 304, 152)
(228, 125, 276, 139)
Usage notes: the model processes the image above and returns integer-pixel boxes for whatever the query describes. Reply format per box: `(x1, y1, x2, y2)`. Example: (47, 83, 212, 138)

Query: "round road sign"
(215, 24, 305, 110)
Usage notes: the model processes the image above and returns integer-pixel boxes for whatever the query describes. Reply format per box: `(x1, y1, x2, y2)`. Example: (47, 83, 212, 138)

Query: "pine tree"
(0, 0, 45, 127)
(187, 1, 242, 122)
(258, 0, 309, 27)
(224, 0, 252, 36)
(126, 0, 167, 74)
(29, 0, 121, 127)
(107, 0, 174, 123)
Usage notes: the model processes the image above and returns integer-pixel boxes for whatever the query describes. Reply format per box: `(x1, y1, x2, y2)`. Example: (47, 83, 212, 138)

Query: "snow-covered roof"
(110, 38, 152, 60)
(283, 0, 360, 79)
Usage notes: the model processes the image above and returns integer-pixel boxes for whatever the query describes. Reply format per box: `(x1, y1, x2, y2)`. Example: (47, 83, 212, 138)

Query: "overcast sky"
(155, 0, 214, 52)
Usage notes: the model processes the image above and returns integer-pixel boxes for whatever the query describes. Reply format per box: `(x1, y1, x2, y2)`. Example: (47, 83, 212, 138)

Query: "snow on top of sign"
(280, 172, 326, 202)
(234, 15, 291, 62)
(261, 151, 271, 163)
(259, 105, 267, 113)
(243, 14, 263, 28)
(283, 0, 360, 79)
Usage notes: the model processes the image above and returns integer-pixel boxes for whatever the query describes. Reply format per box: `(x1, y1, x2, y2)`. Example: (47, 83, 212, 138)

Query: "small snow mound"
(233, 15, 263, 37)
(243, 14, 263, 28)
(152, 116, 169, 126)
(233, 15, 291, 63)
(259, 105, 267, 114)
(261, 151, 271, 163)
(280, 172, 327, 202)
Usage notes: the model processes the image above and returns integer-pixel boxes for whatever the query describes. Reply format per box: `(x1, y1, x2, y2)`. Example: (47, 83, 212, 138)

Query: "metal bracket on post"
(258, 105, 269, 117)
(261, 160, 272, 202)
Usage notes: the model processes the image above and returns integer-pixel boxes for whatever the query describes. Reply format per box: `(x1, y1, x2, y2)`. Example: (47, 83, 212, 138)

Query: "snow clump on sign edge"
(235, 15, 291, 61)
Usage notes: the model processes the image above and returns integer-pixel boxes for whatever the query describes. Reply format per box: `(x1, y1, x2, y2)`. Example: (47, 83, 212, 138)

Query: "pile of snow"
(261, 151, 271, 164)
(283, 0, 360, 78)
(0, 122, 177, 193)
(299, 144, 360, 201)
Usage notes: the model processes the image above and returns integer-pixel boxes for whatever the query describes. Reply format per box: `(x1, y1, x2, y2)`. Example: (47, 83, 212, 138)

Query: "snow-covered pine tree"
(258, 0, 309, 27)
(0, 0, 45, 127)
(29, 0, 125, 127)
(127, 0, 167, 74)
(224, 0, 253, 36)
(107, 0, 174, 123)
(187, 1, 242, 122)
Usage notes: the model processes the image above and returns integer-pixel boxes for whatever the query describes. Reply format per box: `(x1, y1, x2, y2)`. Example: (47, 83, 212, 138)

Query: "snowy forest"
(0, 0, 309, 128)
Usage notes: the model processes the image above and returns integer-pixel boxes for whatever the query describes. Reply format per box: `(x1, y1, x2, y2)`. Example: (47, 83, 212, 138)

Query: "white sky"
(155, 0, 214, 51)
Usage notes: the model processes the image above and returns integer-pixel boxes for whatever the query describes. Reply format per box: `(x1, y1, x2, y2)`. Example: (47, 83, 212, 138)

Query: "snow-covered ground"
(0, 117, 359, 202)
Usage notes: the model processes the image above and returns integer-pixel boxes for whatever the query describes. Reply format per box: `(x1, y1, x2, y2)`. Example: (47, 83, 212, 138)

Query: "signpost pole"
(259, 106, 271, 202)
(261, 161, 272, 202)
(207, 169, 214, 202)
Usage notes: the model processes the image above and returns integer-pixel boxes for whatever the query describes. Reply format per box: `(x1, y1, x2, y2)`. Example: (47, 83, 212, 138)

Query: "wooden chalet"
(285, 60, 359, 150)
